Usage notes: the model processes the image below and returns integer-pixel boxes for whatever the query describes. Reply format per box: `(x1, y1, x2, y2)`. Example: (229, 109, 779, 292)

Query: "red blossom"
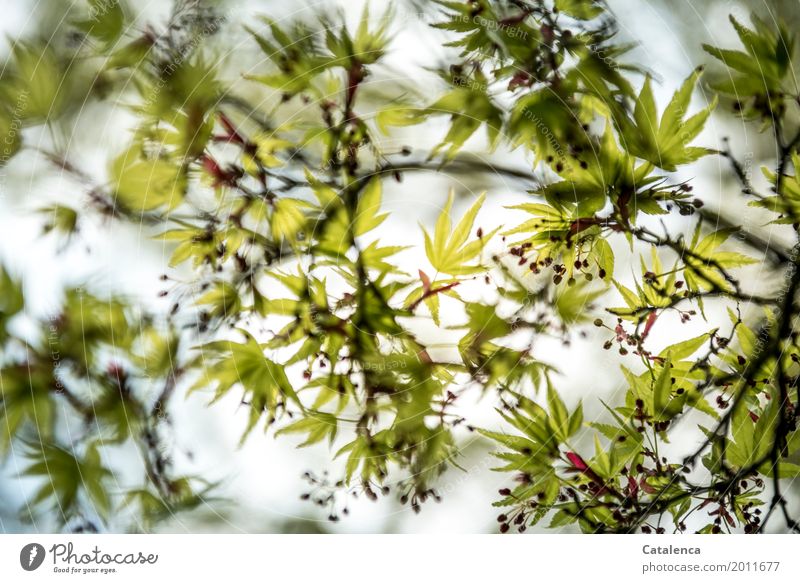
(643, 311, 658, 338)
(640, 477, 658, 494)
(627, 475, 639, 498)
(566, 451, 588, 471)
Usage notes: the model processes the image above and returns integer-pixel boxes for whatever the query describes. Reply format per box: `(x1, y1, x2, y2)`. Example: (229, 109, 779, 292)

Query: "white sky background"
(0, 0, 794, 533)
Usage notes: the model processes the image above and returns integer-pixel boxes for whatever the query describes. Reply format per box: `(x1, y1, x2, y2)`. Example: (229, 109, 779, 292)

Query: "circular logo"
(20, 543, 46, 571)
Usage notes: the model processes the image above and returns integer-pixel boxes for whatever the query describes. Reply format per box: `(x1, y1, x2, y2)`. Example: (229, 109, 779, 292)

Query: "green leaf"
(613, 70, 716, 170)
(194, 331, 300, 441)
(547, 384, 570, 442)
(22, 441, 112, 522)
(555, 0, 603, 20)
(276, 412, 338, 447)
(568, 402, 584, 438)
(270, 198, 311, 242)
(354, 177, 388, 236)
(5, 42, 71, 123)
(658, 333, 710, 361)
(111, 143, 186, 211)
(632, 76, 658, 154)
(422, 75, 503, 160)
(422, 191, 494, 276)
(74, 0, 127, 50)
(0, 363, 55, 453)
(554, 281, 606, 324)
(652, 359, 672, 420)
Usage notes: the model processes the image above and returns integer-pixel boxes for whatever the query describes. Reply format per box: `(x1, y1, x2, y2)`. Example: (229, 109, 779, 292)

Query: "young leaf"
(422, 191, 494, 276)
